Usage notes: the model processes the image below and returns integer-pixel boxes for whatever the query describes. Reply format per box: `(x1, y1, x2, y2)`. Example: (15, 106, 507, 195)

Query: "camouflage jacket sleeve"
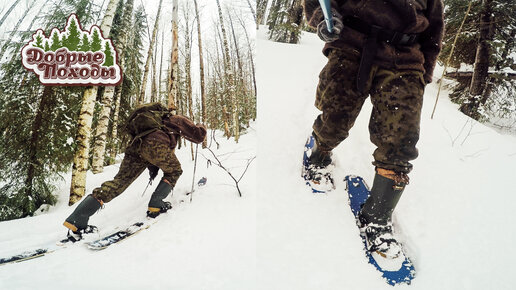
(420, 0, 444, 84)
(303, 0, 340, 29)
(163, 115, 207, 144)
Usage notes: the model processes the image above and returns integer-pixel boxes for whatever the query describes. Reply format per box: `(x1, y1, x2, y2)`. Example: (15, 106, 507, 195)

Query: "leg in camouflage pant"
(92, 136, 183, 203)
(64, 134, 183, 232)
(312, 49, 425, 174)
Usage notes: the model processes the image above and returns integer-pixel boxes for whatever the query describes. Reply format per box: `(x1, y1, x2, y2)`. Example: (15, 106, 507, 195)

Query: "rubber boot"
(310, 133, 332, 168)
(147, 179, 173, 217)
(63, 195, 102, 232)
(358, 170, 407, 225)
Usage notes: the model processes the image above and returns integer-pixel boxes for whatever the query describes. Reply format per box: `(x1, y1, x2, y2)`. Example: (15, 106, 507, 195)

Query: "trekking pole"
(190, 143, 199, 202)
(318, 0, 334, 33)
(141, 179, 152, 197)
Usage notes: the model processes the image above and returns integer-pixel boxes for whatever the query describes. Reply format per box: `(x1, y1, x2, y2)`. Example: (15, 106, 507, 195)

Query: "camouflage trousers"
(92, 137, 183, 203)
(312, 49, 425, 173)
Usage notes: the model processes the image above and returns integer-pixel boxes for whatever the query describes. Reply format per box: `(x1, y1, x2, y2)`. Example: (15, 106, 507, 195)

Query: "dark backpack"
(125, 102, 171, 140)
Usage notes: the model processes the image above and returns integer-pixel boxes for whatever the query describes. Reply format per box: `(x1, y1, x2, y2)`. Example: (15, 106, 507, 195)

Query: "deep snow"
(2, 28, 516, 290)
(256, 29, 516, 290)
(0, 130, 257, 290)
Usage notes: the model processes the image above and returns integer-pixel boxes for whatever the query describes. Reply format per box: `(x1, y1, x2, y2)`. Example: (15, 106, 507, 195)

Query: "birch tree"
(168, 0, 179, 109)
(91, 0, 134, 173)
(69, 0, 120, 205)
(193, 0, 207, 147)
(138, 0, 163, 104)
(216, 0, 238, 141)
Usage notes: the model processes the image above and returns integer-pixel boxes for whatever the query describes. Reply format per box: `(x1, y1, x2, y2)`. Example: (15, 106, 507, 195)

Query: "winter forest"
(261, 0, 516, 126)
(0, 0, 256, 220)
(0, 0, 516, 289)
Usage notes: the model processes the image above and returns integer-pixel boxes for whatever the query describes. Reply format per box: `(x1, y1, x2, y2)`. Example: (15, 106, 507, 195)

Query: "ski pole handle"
(318, 0, 334, 33)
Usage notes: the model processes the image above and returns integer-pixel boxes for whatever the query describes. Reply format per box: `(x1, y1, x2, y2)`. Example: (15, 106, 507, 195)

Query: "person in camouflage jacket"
(63, 107, 206, 239)
(303, 0, 444, 259)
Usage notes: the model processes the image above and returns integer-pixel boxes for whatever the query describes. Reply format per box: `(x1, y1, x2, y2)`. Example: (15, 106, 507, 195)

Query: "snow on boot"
(357, 169, 408, 260)
(302, 134, 335, 193)
(63, 194, 102, 233)
(147, 179, 173, 218)
(359, 221, 403, 260)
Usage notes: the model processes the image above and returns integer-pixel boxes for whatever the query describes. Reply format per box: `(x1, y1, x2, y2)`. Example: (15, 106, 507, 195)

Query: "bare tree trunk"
(93, 0, 134, 172)
(245, 0, 257, 29)
(216, 0, 238, 141)
(0, 0, 36, 60)
(461, 0, 493, 119)
(0, 0, 22, 29)
(257, 0, 269, 27)
(193, 0, 207, 148)
(69, 0, 120, 205)
(25, 86, 53, 215)
(159, 29, 165, 103)
(168, 0, 179, 109)
(151, 29, 159, 101)
(138, 0, 163, 104)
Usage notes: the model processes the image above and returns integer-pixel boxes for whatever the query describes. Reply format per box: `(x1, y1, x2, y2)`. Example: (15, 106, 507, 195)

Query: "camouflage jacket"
(145, 115, 207, 149)
(304, 0, 444, 83)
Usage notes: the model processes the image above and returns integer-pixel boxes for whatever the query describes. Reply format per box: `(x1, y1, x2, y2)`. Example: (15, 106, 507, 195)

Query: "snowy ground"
(0, 129, 257, 290)
(256, 29, 516, 290)
(2, 28, 516, 290)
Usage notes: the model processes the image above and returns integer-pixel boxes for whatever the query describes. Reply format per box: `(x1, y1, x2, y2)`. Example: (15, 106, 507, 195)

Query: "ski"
(345, 175, 416, 285)
(85, 221, 151, 250)
(0, 247, 55, 266)
(0, 235, 83, 266)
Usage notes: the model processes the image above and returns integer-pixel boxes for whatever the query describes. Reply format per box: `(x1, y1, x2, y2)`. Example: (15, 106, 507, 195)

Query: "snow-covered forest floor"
(0, 129, 257, 290)
(256, 29, 516, 290)
(1, 28, 516, 290)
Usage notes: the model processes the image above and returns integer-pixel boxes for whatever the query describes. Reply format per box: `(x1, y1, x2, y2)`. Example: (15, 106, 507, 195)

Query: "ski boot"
(61, 194, 102, 244)
(147, 178, 173, 218)
(302, 134, 335, 193)
(358, 169, 408, 259)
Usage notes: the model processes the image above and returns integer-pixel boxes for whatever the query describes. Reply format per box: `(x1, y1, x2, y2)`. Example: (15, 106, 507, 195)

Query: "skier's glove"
(317, 9, 344, 43)
(148, 165, 159, 182)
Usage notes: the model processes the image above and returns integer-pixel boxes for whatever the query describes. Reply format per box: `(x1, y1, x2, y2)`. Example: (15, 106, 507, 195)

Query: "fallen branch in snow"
(202, 147, 255, 197)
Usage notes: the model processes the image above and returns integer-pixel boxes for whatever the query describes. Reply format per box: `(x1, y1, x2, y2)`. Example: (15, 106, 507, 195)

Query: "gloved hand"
(317, 9, 344, 43)
(148, 165, 159, 182)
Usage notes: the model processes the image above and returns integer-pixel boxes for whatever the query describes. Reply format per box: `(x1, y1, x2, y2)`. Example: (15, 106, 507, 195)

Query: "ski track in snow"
(2, 28, 516, 290)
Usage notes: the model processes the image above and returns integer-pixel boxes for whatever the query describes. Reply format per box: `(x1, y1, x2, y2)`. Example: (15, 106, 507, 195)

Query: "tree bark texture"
(168, 0, 179, 109)
(108, 0, 134, 164)
(216, 0, 238, 141)
(193, 0, 207, 147)
(138, 0, 163, 104)
(69, 0, 120, 205)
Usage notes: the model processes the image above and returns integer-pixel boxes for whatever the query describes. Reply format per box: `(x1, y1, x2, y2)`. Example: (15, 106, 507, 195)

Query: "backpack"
(125, 102, 171, 140)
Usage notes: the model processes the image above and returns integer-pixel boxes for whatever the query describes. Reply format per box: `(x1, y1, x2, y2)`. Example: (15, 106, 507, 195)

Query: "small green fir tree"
(49, 30, 62, 51)
(63, 16, 81, 51)
(44, 40, 50, 51)
(102, 40, 114, 66)
(33, 32, 45, 49)
(90, 28, 102, 52)
(78, 33, 90, 51)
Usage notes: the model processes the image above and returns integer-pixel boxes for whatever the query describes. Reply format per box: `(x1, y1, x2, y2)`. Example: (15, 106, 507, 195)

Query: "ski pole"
(318, 0, 334, 33)
(190, 143, 199, 202)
